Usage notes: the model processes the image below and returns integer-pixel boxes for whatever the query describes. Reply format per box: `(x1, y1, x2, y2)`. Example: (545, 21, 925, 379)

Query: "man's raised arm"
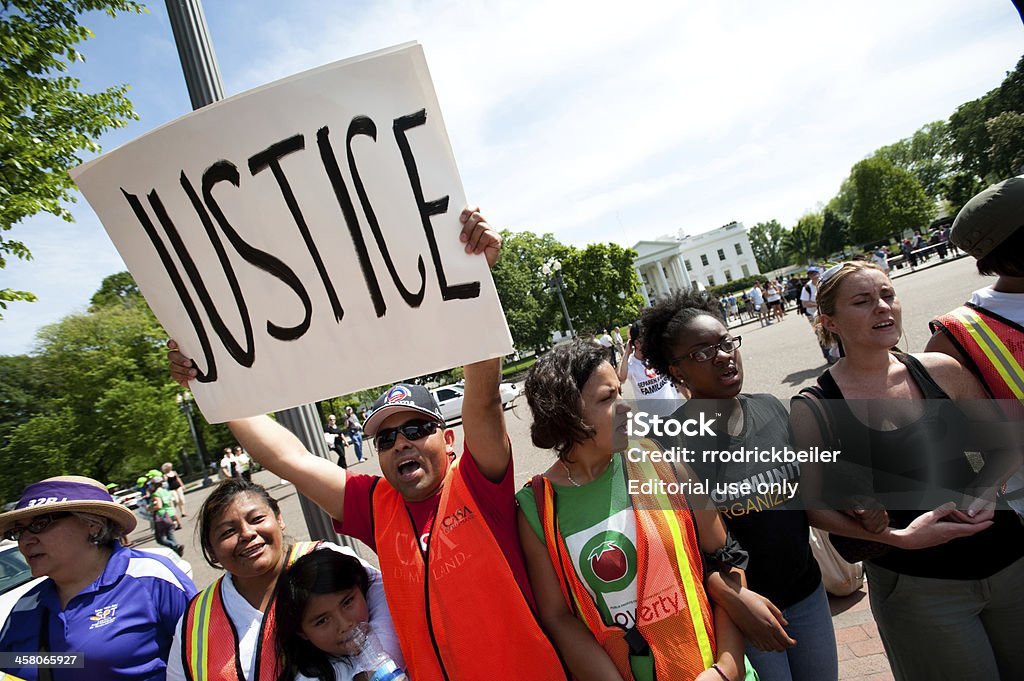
(457, 207, 511, 483)
(168, 340, 347, 522)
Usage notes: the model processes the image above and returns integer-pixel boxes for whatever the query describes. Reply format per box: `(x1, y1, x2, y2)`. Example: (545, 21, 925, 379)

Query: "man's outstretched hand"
(460, 206, 502, 269)
(167, 339, 197, 388)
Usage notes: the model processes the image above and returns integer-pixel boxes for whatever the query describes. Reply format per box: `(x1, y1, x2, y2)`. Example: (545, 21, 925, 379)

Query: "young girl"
(274, 551, 406, 681)
(165, 479, 400, 681)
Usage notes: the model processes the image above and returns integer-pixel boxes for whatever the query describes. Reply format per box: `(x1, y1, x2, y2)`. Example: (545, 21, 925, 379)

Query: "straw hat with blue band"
(0, 475, 138, 536)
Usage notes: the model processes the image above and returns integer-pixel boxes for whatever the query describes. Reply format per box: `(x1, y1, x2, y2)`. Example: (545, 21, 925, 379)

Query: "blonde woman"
(162, 462, 187, 518)
(790, 261, 1024, 681)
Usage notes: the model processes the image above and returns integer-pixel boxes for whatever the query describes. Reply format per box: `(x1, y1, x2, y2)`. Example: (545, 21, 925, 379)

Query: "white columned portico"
(635, 267, 651, 306)
(652, 261, 670, 298)
(670, 256, 690, 291)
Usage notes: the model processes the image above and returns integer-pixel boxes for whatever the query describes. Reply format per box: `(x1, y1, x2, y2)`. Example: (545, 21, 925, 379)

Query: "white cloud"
(1, 0, 1020, 354)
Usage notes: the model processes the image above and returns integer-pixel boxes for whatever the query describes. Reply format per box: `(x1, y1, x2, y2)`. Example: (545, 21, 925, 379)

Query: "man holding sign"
(170, 207, 567, 680)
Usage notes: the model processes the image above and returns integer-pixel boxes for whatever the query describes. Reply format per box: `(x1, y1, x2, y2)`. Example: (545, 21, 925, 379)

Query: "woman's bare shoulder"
(911, 352, 985, 399)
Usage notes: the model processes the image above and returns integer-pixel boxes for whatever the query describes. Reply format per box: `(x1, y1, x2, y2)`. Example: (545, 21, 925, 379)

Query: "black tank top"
(815, 352, 1024, 579)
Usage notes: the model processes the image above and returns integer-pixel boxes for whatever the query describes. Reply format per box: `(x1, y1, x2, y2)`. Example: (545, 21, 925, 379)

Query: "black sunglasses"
(374, 419, 442, 451)
(3, 512, 72, 541)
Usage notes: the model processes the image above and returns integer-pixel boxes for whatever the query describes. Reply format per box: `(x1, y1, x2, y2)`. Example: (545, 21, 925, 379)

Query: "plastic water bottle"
(350, 623, 408, 681)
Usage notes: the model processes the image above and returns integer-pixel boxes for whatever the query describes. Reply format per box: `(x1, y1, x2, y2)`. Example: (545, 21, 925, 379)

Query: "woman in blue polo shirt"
(0, 475, 197, 680)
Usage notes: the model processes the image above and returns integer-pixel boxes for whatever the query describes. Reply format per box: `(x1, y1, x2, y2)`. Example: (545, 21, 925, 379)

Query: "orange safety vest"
(372, 457, 568, 681)
(530, 455, 716, 681)
(181, 541, 322, 681)
(930, 304, 1024, 402)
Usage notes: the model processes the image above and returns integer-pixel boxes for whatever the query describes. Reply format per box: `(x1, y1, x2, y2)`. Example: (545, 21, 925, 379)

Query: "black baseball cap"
(363, 384, 444, 436)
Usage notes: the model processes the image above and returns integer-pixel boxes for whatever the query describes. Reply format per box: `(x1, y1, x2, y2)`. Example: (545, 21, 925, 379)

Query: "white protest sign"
(71, 43, 513, 423)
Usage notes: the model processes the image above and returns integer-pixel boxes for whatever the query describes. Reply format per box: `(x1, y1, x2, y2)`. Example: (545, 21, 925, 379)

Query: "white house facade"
(632, 221, 760, 304)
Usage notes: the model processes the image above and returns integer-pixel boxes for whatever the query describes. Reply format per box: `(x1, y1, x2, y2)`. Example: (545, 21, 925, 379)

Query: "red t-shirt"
(334, 445, 535, 608)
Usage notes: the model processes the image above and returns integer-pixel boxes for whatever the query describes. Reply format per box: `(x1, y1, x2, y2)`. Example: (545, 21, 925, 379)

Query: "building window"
(735, 243, 743, 255)
(685, 259, 692, 272)
(725, 270, 732, 282)
(700, 254, 709, 266)
(717, 248, 726, 261)
(741, 264, 750, 277)
(707, 275, 716, 287)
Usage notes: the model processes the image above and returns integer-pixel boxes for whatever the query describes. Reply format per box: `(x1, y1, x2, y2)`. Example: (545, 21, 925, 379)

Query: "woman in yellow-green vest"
(517, 339, 754, 681)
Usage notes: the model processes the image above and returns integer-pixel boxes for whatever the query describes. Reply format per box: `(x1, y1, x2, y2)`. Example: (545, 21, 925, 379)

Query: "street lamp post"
(177, 391, 213, 487)
(541, 258, 575, 338)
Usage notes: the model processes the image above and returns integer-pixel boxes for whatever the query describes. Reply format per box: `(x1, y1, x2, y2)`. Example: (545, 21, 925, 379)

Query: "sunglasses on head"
(3, 512, 72, 541)
(374, 419, 442, 450)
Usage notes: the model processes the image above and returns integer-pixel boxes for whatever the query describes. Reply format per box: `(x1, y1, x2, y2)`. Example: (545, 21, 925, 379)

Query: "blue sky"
(2, 0, 1021, 355)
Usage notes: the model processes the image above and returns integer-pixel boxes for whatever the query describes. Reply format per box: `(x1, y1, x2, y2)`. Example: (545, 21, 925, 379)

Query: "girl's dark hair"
(197, 478, 282, 569)
(274, 550, 371, 681)
(639, 289, 722, 380)
(525, 338, 608, 461)
(976, 226, 1024, 277)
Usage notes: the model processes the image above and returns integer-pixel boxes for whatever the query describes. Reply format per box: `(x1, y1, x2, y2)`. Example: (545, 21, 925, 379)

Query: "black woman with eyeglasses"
(0, 475, 197, 680)
(639, 290, 836, 681)
(167, 207, 569, 681)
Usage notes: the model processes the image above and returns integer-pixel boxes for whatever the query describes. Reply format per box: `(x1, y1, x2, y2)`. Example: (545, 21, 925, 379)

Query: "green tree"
(872, 121, 953, 200)
(1, 0, 144, 316)
(562, 243, 643, 334)
(819, 209, 848, 256)
(491, 230, 570, 352)
(0, 275, 225, 501)
(985, 111, 1024, 179)
(747, 220, 789, 272)
(89, 270, 142, 310)
(846, 158, 933, 244)
(947, 55, 1024, 185)
(784, 213, 824, 265)
(939, 171, 986, 215)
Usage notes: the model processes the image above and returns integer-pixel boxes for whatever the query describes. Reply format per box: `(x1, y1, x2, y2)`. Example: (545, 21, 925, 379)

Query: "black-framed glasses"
(3, 512, 72, 541)
(374, 419, 442, 451)
(673, 336, 742, 363)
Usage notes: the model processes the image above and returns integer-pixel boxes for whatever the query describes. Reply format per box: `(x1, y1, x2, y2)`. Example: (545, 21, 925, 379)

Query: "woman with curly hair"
(516, 338, 752, 681)
(639, 289, 835, 681)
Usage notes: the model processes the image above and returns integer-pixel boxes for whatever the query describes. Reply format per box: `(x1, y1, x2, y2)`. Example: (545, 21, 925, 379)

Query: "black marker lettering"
(393, 109, 480, 300)
(178, 171, 255, 367)
(347, 115, 426, 308)
(317, 125, 386, 317)
(248, 135, 344, 323)
(201, 161, 313, 341)
(121, 188, 217, 383)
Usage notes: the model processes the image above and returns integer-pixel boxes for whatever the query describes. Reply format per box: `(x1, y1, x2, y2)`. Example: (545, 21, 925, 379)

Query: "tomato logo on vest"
(589, 541, 627, 582)
(579, 530, 637, 594)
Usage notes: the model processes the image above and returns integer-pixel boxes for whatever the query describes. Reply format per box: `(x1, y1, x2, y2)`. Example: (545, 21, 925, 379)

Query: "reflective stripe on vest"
(372, 458, 568, 681)
(937, 306, 1024, 399)
(536, 452, 716, 680)
(182, 540, 321, 681)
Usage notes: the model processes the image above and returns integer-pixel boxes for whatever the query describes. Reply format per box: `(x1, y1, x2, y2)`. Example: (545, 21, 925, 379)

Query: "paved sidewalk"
(829, 583, 894, 681)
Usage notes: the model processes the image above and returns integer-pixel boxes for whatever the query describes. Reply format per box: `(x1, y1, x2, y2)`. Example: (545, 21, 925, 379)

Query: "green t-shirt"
(152, 488, 175, 518)
(517, 455, 653, 681)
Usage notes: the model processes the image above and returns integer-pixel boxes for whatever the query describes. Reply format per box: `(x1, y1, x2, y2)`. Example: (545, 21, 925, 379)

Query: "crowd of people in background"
(1, 179, 1022, 681)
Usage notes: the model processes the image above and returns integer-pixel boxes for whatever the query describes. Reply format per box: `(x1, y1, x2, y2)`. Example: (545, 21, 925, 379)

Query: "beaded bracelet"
(711, 663, 732, 681)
